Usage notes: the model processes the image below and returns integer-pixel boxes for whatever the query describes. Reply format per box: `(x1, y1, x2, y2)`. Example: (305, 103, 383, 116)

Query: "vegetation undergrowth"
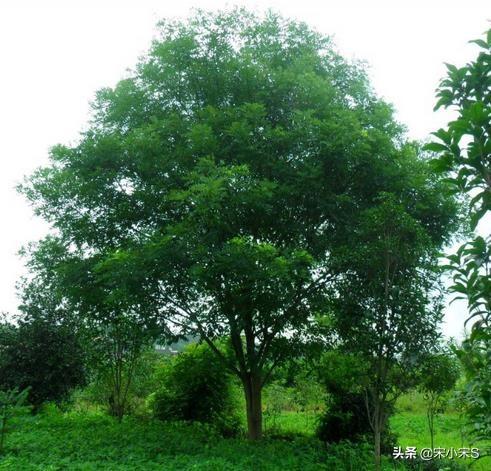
(0, 405, 488, 470)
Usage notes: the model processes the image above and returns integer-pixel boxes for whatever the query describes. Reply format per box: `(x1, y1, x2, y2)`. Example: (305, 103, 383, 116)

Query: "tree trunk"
(108, 390, 125, 422)
(242, 373, 263, 440)
(427, 408, 435, 451)
(374, 423, 381, 471)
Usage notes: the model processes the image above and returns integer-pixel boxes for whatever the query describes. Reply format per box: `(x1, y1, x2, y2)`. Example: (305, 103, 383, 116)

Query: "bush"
(0, 318, 86, 410)
(317, 392, 397, 453)
(149, 343, 240, 436)
(316, 351, 397, 452)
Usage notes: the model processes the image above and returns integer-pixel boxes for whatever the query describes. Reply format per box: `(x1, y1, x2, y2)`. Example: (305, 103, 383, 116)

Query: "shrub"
(317, 392, 397, 453)
(150, 343, 240, 436)
(316, 351, 397, 452)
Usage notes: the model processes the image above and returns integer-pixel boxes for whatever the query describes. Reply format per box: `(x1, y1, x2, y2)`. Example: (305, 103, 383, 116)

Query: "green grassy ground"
(0, 409, 400, 471)
(269, 409, 490, 471)
(0, 406, 488, 470)
(391, 413, 490, 471)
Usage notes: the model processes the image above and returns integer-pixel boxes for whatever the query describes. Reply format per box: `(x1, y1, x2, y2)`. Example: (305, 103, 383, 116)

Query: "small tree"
(0, 388, 29, 454)
(331, 194, 454, 470)
(19, 237, 167, 421)
(418, 351, 460, 450)
(86, 314, 157, 421)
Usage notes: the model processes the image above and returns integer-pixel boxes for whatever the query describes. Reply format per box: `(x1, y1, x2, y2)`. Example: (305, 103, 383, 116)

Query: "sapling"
(418, 352, 460, 450)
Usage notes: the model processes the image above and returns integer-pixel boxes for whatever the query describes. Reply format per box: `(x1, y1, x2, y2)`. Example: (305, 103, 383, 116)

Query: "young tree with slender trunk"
(418, 351, 460, 450)
(331, 194, 457, 470)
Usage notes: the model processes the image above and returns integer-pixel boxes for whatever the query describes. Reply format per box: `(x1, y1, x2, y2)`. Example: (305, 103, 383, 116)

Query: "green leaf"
(469, 39, 489, 49)
(423, 142, 448, 153)
(431, 129, 452, 145)
(445, 63, 458, 74)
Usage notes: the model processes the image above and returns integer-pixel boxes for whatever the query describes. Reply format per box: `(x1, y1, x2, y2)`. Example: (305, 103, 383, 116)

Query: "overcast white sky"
(1, 0, 490, 338)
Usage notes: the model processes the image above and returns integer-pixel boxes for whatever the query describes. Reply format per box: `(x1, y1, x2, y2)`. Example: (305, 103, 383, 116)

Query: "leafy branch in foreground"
(425, 27, 491, 442)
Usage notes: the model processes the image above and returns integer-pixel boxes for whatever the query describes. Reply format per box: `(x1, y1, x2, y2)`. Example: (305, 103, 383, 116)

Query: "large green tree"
(20, 10, 456, 439)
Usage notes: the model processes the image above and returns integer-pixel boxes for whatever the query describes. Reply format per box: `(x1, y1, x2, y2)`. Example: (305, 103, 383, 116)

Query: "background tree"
(0, 315, 85, 410)
(1, 265, 86, 411)
(20, 9, 456, 439)
(426, 27, 491, 442)
(418, 350, 460, 450)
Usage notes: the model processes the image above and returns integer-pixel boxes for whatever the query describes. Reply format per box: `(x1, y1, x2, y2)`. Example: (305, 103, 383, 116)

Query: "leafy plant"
(425, 27, 491, 442)
(453, 337, 491, 442)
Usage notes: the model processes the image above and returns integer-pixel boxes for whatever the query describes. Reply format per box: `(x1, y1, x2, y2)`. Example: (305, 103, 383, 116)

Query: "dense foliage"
(0, 403, 487, 470)
(0, 388, 29, 455)
(316, 351, 396, 452)
(0, 411, 390, 470)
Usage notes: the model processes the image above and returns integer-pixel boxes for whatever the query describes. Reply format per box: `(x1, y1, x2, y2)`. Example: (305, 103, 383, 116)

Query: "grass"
(0, 398, 488, 470)
(391, 412, 490, 471)
(0, 410, 389, 470)
(392, 391, 490, 470)
(264, 410, 318, 436)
